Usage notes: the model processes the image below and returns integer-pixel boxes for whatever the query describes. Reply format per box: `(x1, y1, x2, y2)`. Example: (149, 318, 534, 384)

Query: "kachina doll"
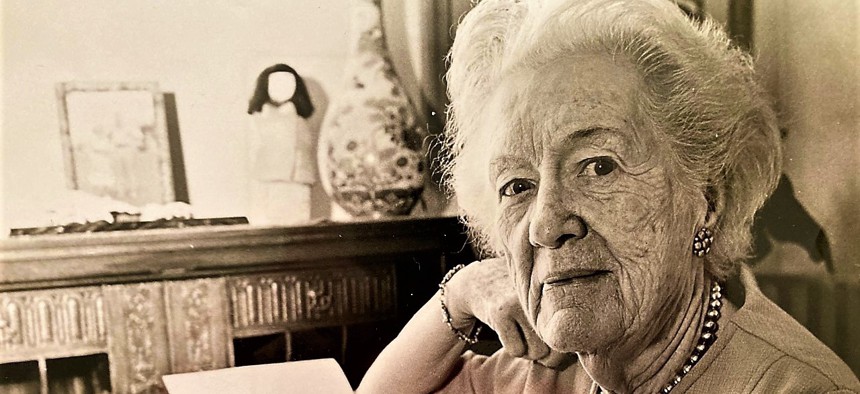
(247, 64, 316, 225)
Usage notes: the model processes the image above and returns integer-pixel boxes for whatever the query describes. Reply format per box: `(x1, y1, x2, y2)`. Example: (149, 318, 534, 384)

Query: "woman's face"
(485, 54, 704, 354)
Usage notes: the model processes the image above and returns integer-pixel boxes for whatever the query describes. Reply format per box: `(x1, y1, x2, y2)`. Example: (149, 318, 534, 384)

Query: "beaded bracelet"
(439, 264, 483, 345)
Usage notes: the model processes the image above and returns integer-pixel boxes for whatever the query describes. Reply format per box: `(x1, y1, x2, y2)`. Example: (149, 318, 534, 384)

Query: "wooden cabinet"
(0, 217, 472, 393)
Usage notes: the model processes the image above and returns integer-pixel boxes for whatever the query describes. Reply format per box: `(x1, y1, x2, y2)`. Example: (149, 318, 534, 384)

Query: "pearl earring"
(693, 227, 713, 257)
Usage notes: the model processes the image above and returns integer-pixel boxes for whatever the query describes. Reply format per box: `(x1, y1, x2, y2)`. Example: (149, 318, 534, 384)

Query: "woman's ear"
(702, 185, 723, 228)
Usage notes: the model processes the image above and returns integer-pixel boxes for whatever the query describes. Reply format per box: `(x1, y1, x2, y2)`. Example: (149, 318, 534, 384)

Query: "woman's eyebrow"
(489, 156, 532, 181)
(560, 126, 625, 147)
(554, 126, 638, 158)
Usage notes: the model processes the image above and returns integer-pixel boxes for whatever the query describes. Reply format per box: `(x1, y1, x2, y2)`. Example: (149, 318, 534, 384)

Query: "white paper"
(162, 358, 353, 394)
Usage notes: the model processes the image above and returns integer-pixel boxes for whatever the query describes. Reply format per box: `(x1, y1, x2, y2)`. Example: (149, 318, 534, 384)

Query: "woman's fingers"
(516, 321, 550, 360)
(489, 304, 550, 361)
(492, 317, 526, 357)
(538, 349, 576, 370)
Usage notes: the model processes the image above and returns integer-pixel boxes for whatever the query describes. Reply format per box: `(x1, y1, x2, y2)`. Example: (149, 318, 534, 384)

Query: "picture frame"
(56, 81, 176, 206)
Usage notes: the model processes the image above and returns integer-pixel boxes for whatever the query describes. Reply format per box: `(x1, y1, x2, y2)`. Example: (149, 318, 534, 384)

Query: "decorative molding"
(123, 286, 162, 393)
(105, 283, 168, 394)
(165, 278, 228, 373)
(228, 265, 396, 330)
(0, 287, 106, 353)
(181, 284, 214, 369)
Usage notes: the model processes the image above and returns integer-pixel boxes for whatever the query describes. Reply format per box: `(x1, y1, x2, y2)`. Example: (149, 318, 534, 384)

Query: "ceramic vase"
(318, 0, 427, 219)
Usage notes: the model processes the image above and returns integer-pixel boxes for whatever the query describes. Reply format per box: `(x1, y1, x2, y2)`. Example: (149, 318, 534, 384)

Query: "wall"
(753, 0, 859, 277)
(702, 0, 859, 277)
(1, 1, 352, 231)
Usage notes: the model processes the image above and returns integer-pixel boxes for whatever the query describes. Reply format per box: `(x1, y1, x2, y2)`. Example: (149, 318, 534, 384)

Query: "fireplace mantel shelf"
(0, 216, 467, 291)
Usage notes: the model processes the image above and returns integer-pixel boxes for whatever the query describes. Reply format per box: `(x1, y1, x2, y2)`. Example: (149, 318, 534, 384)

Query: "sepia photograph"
(57, 82, 175, 206)
(1, 0, 858, 393)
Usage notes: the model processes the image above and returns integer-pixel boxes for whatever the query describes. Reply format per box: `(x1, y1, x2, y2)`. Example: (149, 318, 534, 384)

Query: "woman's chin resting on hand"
(357, 0, 860, 392)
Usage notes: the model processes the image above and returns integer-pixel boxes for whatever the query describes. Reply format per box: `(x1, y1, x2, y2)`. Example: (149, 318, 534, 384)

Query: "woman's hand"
(358, 258, 574, 394)
(446, 258, 574, 369)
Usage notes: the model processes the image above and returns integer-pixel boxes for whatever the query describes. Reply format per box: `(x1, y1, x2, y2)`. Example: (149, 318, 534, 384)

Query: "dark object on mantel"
(9, 216, 249, 237)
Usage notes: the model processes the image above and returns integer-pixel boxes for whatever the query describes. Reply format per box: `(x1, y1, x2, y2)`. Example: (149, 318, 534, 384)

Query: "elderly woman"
(358, 0, 860, 393)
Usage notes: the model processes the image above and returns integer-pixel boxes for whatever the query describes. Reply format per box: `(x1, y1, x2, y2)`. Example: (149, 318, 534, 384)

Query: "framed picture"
(56, 82, 176, 206)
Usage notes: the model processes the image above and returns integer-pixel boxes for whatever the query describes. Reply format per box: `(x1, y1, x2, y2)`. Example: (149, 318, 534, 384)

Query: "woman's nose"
(528, 191, 587, 249)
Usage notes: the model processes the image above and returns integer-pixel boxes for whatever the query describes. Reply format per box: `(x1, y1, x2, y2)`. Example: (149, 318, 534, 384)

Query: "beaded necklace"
(596, 281, 723, 394)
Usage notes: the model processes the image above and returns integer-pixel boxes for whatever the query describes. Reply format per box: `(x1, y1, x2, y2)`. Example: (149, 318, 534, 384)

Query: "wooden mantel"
(0, 216, 470, 291)
(0, 216, 474, 392)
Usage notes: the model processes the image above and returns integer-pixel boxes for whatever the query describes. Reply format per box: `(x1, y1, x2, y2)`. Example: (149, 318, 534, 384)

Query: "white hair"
(443, 0, 782, 279)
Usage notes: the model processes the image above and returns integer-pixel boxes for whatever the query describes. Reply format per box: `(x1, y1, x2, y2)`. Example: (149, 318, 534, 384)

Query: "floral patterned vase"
(318, 0, 427, 218)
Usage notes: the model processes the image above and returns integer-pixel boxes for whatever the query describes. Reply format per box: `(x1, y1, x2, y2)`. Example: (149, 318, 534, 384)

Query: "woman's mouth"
(543, 270, 611, 287)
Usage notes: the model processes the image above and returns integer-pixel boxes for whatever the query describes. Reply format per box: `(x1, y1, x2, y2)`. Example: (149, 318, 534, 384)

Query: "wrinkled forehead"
(481, 54, 652, 159)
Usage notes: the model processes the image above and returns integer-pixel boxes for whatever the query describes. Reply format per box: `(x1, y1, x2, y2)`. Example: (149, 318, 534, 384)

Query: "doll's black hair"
(247, 64, 314, 118)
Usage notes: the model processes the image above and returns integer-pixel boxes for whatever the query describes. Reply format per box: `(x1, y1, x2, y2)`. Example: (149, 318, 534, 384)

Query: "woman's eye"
(581, 157, 617, 176)
(500, 179, 535, 197)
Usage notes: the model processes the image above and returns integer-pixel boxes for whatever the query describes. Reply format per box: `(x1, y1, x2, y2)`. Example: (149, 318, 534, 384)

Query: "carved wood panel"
(164, 278, 229, 374)
(0, 286, 107, 362)
(228, 264, 396, 332)
(104, 282, 170, 394)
